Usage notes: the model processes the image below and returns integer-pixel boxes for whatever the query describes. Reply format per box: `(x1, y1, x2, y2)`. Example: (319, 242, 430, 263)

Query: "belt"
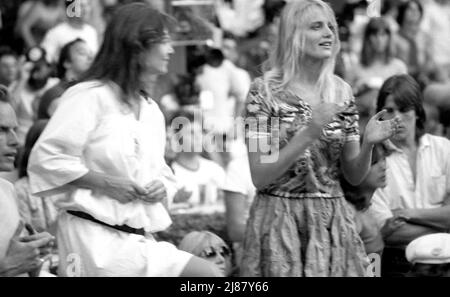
(67, 210, 145, 236)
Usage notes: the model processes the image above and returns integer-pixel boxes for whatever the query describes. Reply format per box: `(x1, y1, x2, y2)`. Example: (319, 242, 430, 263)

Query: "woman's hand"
(139, 180, 167, 204)
(364, 110, 401, 145)
(102, 176, 147, 204)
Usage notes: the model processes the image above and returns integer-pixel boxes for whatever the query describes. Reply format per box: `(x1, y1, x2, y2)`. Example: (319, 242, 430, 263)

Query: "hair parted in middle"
(81, 3, 175, 105)
(262, 0, 341, 104)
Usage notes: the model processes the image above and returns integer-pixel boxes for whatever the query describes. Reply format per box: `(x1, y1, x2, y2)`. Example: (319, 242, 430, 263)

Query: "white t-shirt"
(171, 157, 226, 210)
(196, 60, 251, 134)
(221, 154, 255, 222)
(40, 22, 99, 63)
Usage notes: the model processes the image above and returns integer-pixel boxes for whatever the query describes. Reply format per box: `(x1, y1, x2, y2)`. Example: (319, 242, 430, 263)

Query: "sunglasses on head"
(201, 246, 231, 258)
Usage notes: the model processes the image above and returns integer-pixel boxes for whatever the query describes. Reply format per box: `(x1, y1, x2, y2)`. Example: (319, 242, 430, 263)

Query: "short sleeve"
(244, 78, 273, 140)
(341, 83, 360, 143)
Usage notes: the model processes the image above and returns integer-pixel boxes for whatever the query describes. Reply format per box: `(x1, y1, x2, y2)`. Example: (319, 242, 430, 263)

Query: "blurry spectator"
(0, 86, 55, 277)
(216, 0, 265, 37)
(15, 120, 58, 235)
(420, 0, 450, 81)
(406, 233, 450, 277)
(341, 145, 386, 257)
(40, 0, 99, 64)
(178, 231, 233, 276)
(159, 74, 200, 123)
(16, 0, 65, 49)
(196, 47, 251, 167)
(394, 0, 435, 83)
(37, 38, 93, 119)
(169, 109, 226, 212)
(222, 139, 255, 269)
(352, 17, 407, 92)
(368, 74, 450, 276)
(423, 103, 444, 137)
(0, 46, 19, 88)
(380, 0, 401, 34)
(9, 48, 58, 145)
(423, 82, 450, 137)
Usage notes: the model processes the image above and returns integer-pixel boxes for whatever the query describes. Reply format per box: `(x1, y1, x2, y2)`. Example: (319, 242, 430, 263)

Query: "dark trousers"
(381, 247, 413, 277)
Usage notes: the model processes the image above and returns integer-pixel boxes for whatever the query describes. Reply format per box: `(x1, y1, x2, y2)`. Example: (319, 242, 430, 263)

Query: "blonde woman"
(241, 0, 400, 277)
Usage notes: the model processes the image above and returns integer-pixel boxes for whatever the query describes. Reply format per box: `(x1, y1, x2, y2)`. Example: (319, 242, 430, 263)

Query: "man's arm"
(383, 222, 439, 248)
(394, 193, 450, 231)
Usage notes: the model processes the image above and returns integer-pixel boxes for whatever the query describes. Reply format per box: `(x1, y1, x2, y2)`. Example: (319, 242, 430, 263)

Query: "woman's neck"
(296, 57, 323, 86)
(175, 153, 200, 171)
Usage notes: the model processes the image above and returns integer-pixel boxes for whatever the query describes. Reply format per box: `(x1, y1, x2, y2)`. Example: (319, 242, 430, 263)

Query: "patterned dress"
(241, 76, 369, 277)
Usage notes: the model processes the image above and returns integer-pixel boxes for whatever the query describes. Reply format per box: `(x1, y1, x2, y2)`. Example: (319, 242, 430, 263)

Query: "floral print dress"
(241, 77, 369, 277)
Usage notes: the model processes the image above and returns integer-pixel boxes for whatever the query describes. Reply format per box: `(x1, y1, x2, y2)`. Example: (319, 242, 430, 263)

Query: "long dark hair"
(376, 74, 426, 141)
(397, 0, 423, 27)
(19, 120, 48, 178)
(360, 17, 394, 67)
(81, 3, 175, 105)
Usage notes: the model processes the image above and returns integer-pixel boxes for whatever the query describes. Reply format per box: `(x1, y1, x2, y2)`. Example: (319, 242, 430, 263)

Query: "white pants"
(56, 212, 192, 277)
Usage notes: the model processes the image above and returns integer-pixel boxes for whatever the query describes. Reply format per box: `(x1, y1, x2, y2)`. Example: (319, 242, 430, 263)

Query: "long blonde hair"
(263, 0, 341, 103)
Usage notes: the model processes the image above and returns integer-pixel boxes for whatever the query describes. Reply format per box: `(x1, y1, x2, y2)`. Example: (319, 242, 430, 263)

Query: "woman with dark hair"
(394, 0, 435, 81)
(352, 17, 407, 94)
(27, 3, 221, 277)
(37, 38, 93, 120)
(368, 74, 450, 276)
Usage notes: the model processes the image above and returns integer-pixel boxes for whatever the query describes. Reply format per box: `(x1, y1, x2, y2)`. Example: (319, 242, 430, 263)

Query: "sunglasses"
(201, 246, 231, 258)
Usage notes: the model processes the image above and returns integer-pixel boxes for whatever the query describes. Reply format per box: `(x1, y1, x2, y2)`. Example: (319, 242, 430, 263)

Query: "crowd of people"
(0, 0, 450, 277)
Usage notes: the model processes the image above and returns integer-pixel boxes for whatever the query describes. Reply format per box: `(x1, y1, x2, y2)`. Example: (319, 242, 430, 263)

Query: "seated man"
(368, 75, 450, 276)
(0, 86, 54, 277)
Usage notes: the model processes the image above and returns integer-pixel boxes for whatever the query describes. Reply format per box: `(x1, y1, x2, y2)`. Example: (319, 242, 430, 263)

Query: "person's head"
(173, 75, 200, 106)
(341, 145, 386, 211)
(406, 233, 450, 277)
(0, 86, 19, 172)
(26, 46, 53, 91)
(397, 0, 423, 27)
(222, 38, 239, 64)
(361, 17, 394, 67)
(170, 109, 203, 154)
(0, 47, 18, 86)
(204, 48, 225, 68)
(66, 0, 92, 23)
(264, 0, 340, 102)
(82, 3, 175, 103)
(18, 120, 48, 178)
(178, 231, 232, 276)
(57, 38, 93, 80)
(376, 74, 426, 143)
